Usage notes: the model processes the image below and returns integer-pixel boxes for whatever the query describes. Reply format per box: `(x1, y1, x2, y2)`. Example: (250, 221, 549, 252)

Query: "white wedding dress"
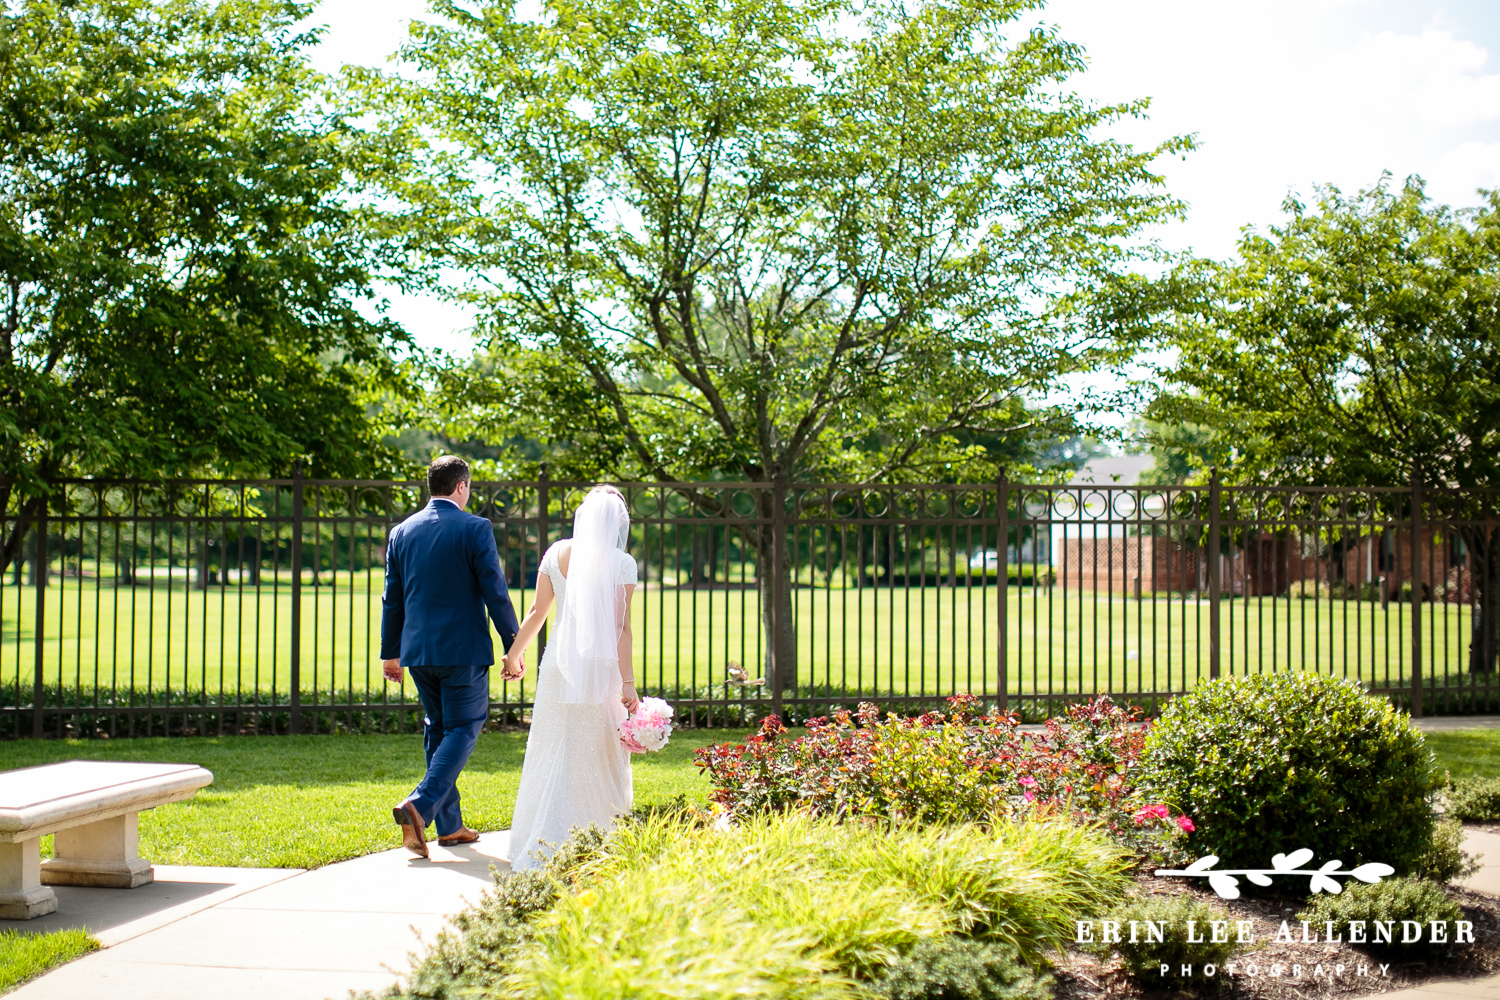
(508, 541, 638, 871)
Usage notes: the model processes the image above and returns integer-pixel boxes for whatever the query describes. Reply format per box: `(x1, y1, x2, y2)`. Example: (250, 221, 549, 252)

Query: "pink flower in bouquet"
(619, 697, 675, 754)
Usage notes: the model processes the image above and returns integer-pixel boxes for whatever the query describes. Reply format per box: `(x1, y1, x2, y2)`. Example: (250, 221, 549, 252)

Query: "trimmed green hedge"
(1141, 673, 1440, 874)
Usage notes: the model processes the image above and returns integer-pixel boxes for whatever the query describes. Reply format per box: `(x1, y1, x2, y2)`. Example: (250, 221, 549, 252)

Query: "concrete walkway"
(1413, 716, 1500, 732)
(6, 832, 511, 1000)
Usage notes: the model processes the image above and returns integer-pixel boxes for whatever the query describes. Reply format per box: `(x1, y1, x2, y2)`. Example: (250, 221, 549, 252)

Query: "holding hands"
(501, 649, 526, 681)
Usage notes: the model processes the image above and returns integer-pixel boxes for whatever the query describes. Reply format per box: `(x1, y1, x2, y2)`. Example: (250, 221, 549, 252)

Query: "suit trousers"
(406, 664, 489, 836)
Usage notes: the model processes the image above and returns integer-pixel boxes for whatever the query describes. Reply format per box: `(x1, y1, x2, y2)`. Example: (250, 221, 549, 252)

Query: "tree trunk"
(194, 537, 210, 590)
(691, 528, 715, 584)
(0, 470, 57, 578)
(756, 530, 797, 692)
(243, 542, 259, 585)
(857, 527, 874, 586)
(27, 526, 45, 588)
(876, 522, 895, 584)
(1467, 524, 1500, 675)
(672, 487, 795, 695)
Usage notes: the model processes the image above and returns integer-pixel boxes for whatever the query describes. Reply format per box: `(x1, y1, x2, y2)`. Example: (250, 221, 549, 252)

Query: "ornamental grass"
(501, 811, 1130, 999)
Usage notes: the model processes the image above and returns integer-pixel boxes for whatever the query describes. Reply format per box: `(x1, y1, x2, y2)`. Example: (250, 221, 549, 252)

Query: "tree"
(1137, 177, 1500, 672)
(369, 0, 1190, 684)
(0, 0, 416, 573)
(1132, 420, 1227, 487)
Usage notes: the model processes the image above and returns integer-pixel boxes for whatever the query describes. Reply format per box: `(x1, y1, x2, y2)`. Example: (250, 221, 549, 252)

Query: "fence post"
(536, 463, 550, 664)
(32, 512, 46, 738)
(1208, 468, 1221, 680)
(769, 466, 787, 721)
(1410, 470, 1424, 718)
(996, 469, 1009, 714)
(289, 462, 304, 734)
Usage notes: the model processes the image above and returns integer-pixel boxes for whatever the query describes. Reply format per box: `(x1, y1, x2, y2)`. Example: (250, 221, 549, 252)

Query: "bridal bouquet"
(619, 697, 675, 753)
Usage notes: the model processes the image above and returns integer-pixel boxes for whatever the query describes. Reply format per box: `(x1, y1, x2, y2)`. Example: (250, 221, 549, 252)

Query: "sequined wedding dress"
(507, 540, 637, 871)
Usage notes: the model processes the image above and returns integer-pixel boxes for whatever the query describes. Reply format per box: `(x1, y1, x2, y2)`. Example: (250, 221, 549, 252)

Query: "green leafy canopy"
(1129, 176, 1500, 490)
(360, 0, 1193, 483)
(0, 0, 420, 509)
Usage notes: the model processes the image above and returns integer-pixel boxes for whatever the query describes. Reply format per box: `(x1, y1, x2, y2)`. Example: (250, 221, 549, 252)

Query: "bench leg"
(0, 838, 58, 919)
(41, 813, 153, 889)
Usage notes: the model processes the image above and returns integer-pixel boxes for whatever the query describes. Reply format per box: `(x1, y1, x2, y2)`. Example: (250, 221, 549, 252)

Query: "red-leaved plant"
(693, 694, 1192, 856)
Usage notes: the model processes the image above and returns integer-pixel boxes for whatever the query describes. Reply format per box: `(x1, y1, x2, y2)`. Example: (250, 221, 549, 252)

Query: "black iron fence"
(2, 472, 1497, 737)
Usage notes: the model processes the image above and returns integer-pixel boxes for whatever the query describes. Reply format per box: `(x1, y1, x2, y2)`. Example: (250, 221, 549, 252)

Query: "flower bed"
(693, 694, 1191, 857)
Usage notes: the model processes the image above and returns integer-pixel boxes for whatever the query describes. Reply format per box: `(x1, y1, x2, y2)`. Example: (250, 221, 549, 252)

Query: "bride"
(501, 485, 639, 871)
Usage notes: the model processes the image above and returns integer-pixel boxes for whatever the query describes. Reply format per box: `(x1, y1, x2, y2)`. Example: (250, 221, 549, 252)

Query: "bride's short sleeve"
(615, 550, 639, 586)
(540, 542, 562, 582)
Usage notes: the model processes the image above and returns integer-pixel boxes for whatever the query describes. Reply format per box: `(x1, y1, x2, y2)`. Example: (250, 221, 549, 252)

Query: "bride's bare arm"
(619, 585, 638, 712)
(502, 572, 554, 680)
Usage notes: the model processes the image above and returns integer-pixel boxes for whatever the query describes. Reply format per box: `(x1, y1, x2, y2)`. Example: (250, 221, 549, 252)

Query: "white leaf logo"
(1156, 850, 1393, 897)
(1207, 873, 1241, 899)
(1309, 873, 1342, 895)
(1349, 863, 1395, 883)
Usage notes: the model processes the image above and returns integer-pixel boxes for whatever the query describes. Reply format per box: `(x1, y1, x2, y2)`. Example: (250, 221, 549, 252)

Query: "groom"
(381, 456, 521, 858)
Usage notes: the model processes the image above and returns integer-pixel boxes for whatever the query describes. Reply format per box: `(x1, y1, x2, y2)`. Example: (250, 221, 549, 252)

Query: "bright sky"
(304, 0, 1500, 358)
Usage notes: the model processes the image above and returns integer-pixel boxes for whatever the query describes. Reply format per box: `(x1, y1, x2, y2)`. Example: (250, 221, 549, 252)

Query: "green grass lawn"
(3, 728, 752, 870)
(0, 928, 96, 995)
(2, 575, 1483, 713)
(1424, 730, 1500, 781)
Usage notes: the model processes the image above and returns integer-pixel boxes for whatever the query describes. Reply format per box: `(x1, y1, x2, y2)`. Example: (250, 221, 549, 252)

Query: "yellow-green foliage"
(863, 720, 1010, 824)
(502, 813, 1129, 999)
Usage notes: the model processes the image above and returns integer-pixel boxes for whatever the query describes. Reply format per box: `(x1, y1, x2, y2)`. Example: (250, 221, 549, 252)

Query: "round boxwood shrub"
(1418, 817, 1480, 884)
(1086, 893, 1239, 987)
(1140, 673, 1440, 874)
(1297, 877, 1463, 958)
(1446, 776, 1500, 822)
(877, 937, 1050, 1000)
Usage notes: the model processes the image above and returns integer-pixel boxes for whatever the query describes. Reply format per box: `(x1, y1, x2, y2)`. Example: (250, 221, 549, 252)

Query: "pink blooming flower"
(1176, 814, 1196, 833)
(1132, 804, 1170, 825)
(1023, 789, 1036, 803)
(1018, 775, 1037, 787)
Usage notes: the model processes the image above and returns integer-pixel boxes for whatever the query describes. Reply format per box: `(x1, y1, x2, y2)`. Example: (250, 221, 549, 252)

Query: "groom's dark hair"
(428, 456, 470, 497)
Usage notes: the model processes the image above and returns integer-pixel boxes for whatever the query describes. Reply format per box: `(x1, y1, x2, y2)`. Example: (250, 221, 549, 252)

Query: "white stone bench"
(0, 761, 213, 919)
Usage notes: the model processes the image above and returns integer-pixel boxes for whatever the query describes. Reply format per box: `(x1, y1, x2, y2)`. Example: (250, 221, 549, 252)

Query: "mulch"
(1052, 869, 1500, 999)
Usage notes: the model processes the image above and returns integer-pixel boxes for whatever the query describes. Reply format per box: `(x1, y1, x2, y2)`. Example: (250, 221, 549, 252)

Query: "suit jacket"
(379, 499, 520, 667)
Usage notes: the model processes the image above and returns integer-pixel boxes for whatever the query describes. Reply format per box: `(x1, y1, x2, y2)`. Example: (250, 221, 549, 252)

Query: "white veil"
(559, 487, 631, 704)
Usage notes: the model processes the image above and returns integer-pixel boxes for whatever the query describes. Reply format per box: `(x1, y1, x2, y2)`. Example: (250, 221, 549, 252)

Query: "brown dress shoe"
(393, 800, 429, 858)
(437, 826, 480, 847)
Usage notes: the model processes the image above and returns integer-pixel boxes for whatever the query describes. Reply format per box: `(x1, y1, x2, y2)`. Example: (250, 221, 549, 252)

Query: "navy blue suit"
(381, 498, 520, 835)
(380, 499, 520, 666)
